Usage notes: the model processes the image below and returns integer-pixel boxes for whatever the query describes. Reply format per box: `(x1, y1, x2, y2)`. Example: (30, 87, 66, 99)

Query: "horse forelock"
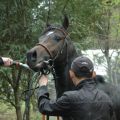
(42, 24, 66, 35)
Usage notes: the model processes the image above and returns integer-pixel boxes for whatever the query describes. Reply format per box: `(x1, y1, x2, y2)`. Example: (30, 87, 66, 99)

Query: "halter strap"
(36, 43, 53, 58)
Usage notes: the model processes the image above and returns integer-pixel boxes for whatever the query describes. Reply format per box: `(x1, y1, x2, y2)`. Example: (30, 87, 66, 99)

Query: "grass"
(0, 102, 57, 120)
(0, 102, 16, 120)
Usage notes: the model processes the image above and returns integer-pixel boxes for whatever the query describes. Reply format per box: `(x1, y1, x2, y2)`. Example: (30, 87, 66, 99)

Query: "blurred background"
(0, 0, 120, 119)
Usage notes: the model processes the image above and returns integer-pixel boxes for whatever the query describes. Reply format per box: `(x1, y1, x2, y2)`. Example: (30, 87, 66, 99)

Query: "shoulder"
(63, 90, 77, 96)
(96, 88, 112, 103)
(63, 89, 85, 101)
(63, 89, 83, 96)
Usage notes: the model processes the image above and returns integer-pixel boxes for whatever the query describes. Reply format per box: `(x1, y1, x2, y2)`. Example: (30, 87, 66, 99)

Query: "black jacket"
(37, 79, 116, 120)
(0, 57, 4, 65)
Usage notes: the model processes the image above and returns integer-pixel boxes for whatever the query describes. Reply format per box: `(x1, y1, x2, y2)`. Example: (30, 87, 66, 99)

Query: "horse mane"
(95, 75, 106, 84)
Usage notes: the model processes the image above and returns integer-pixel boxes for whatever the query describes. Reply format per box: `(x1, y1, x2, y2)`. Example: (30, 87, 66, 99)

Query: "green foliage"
(0, 0, 120, 119)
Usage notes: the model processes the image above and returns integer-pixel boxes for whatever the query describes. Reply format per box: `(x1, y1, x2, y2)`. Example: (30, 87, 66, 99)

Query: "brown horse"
(27, 16, 78, 98)
(26, 16, 120, 120)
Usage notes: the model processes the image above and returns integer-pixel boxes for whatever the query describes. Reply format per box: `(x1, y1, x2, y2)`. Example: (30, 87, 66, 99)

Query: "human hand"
(38, 75, 48, 87)
(2, 57, 13, 67)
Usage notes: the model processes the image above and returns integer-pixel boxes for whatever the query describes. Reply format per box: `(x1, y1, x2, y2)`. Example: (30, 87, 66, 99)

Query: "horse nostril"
(31, 51, 37, 62)
(27, 50, 37, 64)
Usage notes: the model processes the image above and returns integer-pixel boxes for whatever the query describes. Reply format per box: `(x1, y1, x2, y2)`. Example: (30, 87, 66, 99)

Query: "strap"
(37, 43, 53, 58)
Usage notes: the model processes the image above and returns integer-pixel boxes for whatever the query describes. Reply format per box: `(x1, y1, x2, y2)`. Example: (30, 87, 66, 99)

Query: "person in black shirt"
(37, 56, 116, 120)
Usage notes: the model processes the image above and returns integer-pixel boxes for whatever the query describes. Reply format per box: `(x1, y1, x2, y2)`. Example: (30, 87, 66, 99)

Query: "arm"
(37, 86, 71, 116)
(37, 75, 71, 116)
(0, 57, 13, 66)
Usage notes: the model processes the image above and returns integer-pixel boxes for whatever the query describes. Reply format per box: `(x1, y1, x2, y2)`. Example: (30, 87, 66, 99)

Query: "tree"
(94, 0, 120, 83)
(0, 0, 120, 119)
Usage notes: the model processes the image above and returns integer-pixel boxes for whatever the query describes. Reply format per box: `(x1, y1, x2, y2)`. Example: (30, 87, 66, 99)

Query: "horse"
(26, 16, 120, 120)
(95, 75, 120, 120)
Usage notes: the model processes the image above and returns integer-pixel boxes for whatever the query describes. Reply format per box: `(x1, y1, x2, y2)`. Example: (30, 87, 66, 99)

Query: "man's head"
(69, 56, 96, 85)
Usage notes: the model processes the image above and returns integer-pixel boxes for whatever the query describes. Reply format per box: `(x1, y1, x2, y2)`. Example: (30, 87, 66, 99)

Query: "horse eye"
(54, 36, 61, 42)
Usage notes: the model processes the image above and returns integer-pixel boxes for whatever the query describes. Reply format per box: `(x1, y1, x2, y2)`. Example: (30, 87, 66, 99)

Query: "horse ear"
(62, 15, 69, 30)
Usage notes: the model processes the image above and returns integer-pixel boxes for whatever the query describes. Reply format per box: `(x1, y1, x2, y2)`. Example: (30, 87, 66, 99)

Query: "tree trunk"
(23, 72, 33, 120)
(23, 93, 30, 120)
(103, 7, 113, 83)
(14, 69, 22, 120)
(14, 91, 22, 120)
(31, 96, 37, 112)
(105, 55, 113, 83)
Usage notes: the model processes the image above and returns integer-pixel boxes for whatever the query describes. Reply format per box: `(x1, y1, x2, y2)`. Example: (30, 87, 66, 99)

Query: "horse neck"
(54, 41, 78, 98)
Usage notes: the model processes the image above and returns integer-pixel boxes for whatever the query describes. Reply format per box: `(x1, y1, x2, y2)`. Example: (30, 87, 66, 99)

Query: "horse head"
(27, 16, 72, 72)
(26, 16, 77, 97)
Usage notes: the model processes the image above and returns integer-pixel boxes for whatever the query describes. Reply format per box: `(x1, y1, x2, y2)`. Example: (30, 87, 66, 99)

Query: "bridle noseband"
(37, 43, 54, 58)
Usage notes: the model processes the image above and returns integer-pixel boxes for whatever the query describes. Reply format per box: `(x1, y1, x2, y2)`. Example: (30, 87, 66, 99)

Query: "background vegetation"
(0, 0, 120, 119)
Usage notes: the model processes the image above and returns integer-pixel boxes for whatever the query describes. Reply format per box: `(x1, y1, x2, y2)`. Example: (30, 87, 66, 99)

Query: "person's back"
(63, 78, 115, 120)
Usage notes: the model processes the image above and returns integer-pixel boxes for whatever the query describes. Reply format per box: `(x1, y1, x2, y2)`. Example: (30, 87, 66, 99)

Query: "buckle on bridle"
(43, 59, 54, 68)
(41, 59, 54, 75)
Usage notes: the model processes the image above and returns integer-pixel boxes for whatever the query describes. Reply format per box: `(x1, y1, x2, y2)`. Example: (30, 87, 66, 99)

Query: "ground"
(0, 103, 16, 120)
(0, 102, 57, 120)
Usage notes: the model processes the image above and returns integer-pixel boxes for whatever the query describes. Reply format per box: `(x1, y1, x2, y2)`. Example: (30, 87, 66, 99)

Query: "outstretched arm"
(37, 75, 71, 116)
(0, 57, 13, 66)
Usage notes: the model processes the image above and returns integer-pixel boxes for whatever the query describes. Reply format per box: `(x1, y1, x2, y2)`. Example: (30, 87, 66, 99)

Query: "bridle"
(37, 43, 53, 58)
(36, 27, 69, 74)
